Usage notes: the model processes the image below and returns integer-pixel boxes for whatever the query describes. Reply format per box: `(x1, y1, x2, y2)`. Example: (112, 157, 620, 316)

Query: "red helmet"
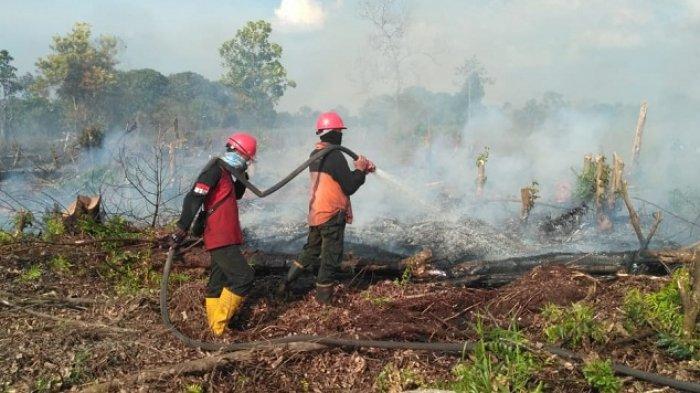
(226, 132, 257, 160)
(316, 112, 346, 133)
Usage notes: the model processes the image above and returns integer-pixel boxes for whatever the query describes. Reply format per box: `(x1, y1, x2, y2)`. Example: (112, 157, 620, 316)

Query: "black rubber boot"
(315, 283, 333, 305)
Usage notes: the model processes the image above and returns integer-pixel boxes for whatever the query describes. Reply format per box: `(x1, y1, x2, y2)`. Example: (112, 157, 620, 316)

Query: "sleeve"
(322, 150, 366, 196)
(176, 163, 221, 231)
(233, 171, 249, 199)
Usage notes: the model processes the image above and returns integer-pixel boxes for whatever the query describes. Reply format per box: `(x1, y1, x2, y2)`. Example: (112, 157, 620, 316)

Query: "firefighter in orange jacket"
(277, 112, 375, 304)
(172, 132, 257, 336)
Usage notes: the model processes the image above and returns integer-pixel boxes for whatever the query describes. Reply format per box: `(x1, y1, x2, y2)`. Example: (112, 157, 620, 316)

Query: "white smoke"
(274, 0, 326, 30)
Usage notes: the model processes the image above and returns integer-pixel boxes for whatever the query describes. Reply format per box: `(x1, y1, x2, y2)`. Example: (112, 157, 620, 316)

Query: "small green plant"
(375, 363, 424, 393)
(362, 291, 392, 307)
(475, 146, 490, 166)
(11, 210, 34, 235)
(33, 376, 57, 393)
(183, 383, 203, 393)
(42, 214, 65, 240)
(50, 255, 72, 272)
(621, 269, 700, 359)
(582, 359, 621, 393)
(394, 265, 412, 287)
(0, 231, 12, 244)
(66, 350, 92, 385)
(449, 318, 544, 392)
(542, 303, 605, 347)
(170, 272, 192, 284)
(20, 264, 43, 282)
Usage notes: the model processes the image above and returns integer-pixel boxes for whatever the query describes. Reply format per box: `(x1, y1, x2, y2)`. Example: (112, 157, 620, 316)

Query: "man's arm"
(176, 164, 221, 231)
(323, 151, 366, 196)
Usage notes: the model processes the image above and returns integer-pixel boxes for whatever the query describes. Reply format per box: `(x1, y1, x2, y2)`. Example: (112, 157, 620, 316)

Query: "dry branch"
(79, 342, 325, 393)
(632, 101, 648, 167)
(0, 297, 137, 334)
(620, 180, 645, 247)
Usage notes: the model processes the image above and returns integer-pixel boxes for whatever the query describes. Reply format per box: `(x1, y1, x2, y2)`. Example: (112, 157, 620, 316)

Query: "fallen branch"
(643, 211, 663, 250)
(0, 298, 137, 334)
(79, 341, 325, 393)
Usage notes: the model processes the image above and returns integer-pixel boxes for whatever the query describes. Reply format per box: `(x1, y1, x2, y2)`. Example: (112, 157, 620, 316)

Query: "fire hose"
(160, 147, 700, 392)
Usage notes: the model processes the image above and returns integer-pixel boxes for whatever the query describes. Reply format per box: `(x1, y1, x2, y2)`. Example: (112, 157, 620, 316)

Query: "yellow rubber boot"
(210, 288, 244, 336)
(205, 297, 220, 334)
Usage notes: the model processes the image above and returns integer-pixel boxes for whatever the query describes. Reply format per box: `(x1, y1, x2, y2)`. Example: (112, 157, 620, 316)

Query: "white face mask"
(221, 150, 248, 170)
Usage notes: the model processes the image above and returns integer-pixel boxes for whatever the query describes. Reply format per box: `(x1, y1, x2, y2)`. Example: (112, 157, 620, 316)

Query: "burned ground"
(1, 232, 698, 393)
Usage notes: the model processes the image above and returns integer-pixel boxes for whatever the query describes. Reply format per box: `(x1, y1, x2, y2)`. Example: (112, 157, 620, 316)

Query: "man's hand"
(169, 228, 187, 247)
(354, 155, 376, 173)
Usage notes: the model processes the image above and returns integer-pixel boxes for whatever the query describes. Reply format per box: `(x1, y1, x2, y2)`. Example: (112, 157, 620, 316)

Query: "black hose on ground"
(161, 248, 700, 392)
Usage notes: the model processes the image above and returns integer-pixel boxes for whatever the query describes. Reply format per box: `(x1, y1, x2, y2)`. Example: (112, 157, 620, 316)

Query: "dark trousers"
(297, 213, 346, 285)
(206, 244, 254, 298)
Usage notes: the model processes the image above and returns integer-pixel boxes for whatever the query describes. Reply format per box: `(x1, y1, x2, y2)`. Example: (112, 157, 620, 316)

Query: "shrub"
(622, 269, 699, 359)
(542, 303, 605, 347)
(582, 359, 621, 393)
(450, 319, 544, 392)
(42, 214, 65, 240)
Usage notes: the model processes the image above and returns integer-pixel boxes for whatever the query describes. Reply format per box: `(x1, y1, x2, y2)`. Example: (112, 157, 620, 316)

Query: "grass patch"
(447, 318, 544, 392)
(541, 302, 605, 348)
(622, 268, 699, 359)
(183, 383, 203, 393)
(42, 213, 65, 241)
(362, 291, 392, 307)
(20, 264, 43, 283)
(375, 362, 425, 393)
(50, 255, 72, 272)
(582, 359, 621, 393)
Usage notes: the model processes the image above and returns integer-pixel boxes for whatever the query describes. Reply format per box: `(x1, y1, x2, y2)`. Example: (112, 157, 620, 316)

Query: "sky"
(2, 0, 700, 112)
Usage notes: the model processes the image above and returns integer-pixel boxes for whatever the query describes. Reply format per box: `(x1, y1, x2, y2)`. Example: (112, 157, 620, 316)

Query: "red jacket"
(203, 165, 243, 250)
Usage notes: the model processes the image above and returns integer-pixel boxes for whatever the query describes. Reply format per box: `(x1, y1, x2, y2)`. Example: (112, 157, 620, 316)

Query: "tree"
(455, 56, 492, 126)
(35, 22, 119, 132)
(0, 50, 21, 145)
(358, 0, 409, 99)
(219, 20, 295, 128)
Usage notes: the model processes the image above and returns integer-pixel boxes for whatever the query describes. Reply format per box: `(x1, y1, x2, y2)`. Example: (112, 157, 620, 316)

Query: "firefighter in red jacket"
(277, 112, 375, 304)
(172, 132, 256, 336)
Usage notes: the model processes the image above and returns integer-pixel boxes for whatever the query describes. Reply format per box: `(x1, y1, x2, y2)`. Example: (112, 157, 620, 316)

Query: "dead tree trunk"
(678, 248, 700, 337)
(594, 155, 611, 231)
(476, 160, 486, 198)
(620, 180, 646, 247)
(631, 101, 648, 168)
(607, 153, 624, 211)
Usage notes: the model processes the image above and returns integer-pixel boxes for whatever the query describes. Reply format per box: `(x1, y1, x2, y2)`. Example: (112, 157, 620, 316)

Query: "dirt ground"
(1, 237, 698, 392)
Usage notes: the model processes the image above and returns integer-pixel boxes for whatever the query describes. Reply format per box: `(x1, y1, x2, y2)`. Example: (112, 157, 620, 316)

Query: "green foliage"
(66, 349, 92, 386)
(623, 272, 700, 359)
(170, 272, 192, 284)
(79, 215, 140, 252)
(582, 359, 621, 393)
(449, 319, 544, 393)
(573, 162, 596, 202)
(656, 333, 698, 360)
(541, 303, 605, 348)
(77, 123, 104, 148)
(0, 231, 12, 244)
(220, 20, 295, 127)
(33, 377, 57, 393)
(476, 146, 490, 166)
(0, 49, 21, 98)
(375, 363, 425, 393)
(20, 264, 43, 282)
(183, 383, 203, 393)
(362, 291, 392, 307)
(34, 22, 118, 112)
(11, 210, 33, 235)
(394, 265, 412, 287)
(50, 254, 72, 272)
(42, 213, 65, 241)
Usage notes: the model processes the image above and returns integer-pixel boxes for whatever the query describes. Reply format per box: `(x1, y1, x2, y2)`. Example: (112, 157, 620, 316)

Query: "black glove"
(169, 228, 187, 246)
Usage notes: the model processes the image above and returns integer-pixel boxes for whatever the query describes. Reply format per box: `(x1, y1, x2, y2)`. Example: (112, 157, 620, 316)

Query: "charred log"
(538, 203, 588, 236)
